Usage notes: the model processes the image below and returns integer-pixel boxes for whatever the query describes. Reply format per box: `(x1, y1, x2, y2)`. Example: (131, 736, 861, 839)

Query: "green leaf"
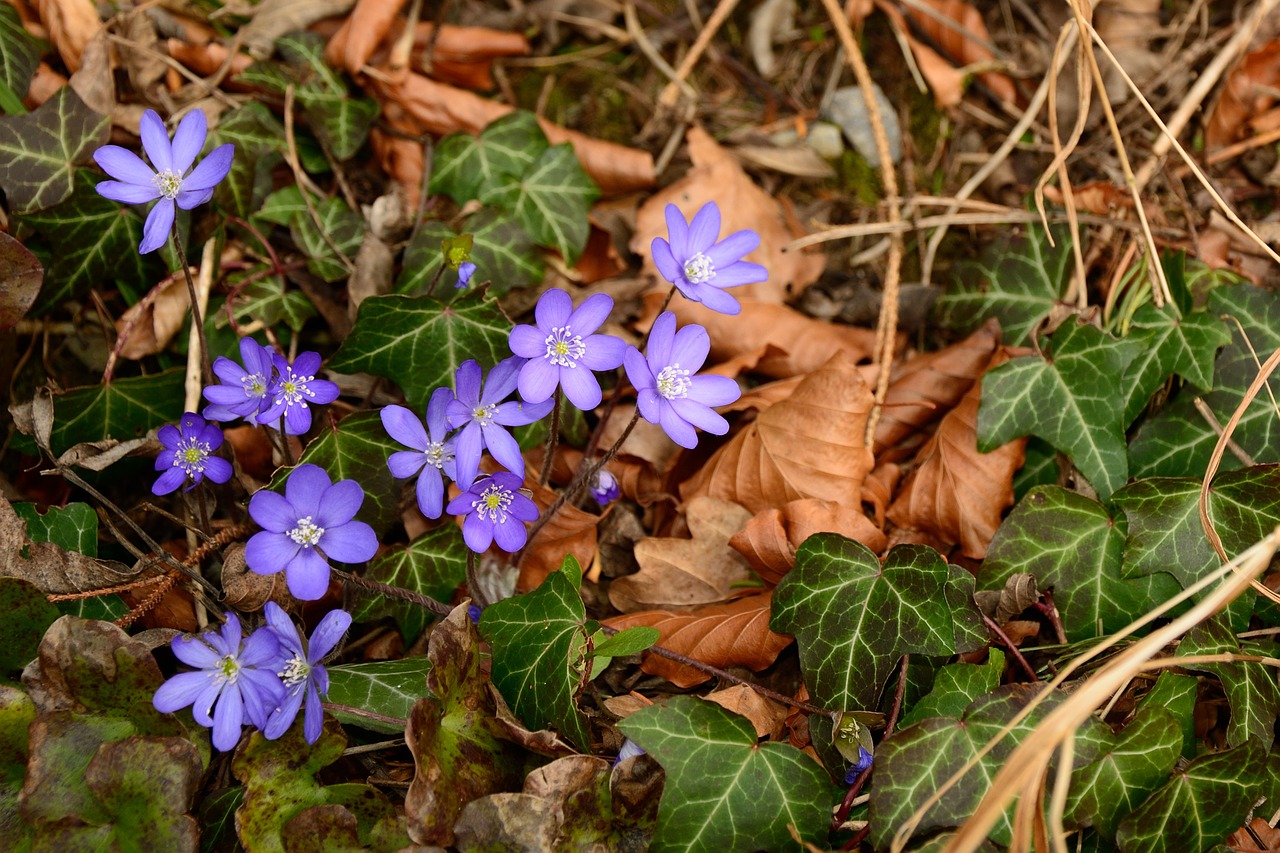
(20, 169, 151, 313)
(28, 368, 185, 457)
(349, 525, 467, 644)
(1064, 707, 1182, 839)
(290, 195, 363, 282)
(13, 502, 97, 555)
(1121, 304, 1230, 426)
(619, 696, 831, 852)
(1113, 465, 1280, 629)
(1129, 283, 1280, 478)
(479, 559, 591, 750)
(977, 486, 1180, 642)
(0, 578, 59, 674)
(1114, 740, 1265, 853)
(1175, 618, 1279, 748)
(77, 736, 204, 851)
(0, 86, 108, 213)
(217, 273, 316, 333)
(978, 321, 1137, 501)
(899, 650, 1004, 728)
(325, 658, 432, 734)
(0, 4, 40, 110)
(592, 626, 660, 658)
(208, 102, 284, 219)
(285, 411, 404, 537)
(771, 535, 986, 711)
(1136, 673, 1198, 759)
(933, 219, 1072, 345)
(397, 210, 544, 296)
(479, 143, 599, 264)
(430, 111, 548, 204)
(275, 33, 378, 160)
(253, 185, 309, 227)
(328, 290, 514, 412)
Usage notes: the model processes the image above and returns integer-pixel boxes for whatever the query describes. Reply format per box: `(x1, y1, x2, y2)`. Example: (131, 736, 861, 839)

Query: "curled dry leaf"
(115, 276, 190, 360)
(33, 0, 100, 72)
(238, 0, 358, 58)
(0, 495, 138, 596)
(973, 572, 1038, 624)
(862, 462, 901, 528)
(682, 352, 875, 515)
(729, 499, 887, 586)
(1205, 40, 1280, 149)
(518, 477, 598, 592)
(603, 593, 792, 688)
(607, 497, 753, 613)
(704, 684, 789, 738)
(886, 349, 1027, 559)
(166, 39, 256, 84)
(632, 126, 824, 304)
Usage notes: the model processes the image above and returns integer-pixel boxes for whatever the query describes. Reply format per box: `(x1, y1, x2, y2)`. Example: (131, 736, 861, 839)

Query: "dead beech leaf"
(729, 499, 886, 586)
(603, 593, 792, 688)
(632, 126, 824, 304)
(704, 684, 789, 738)
(115, 277, 190, 360)
(682, 352, 875, 515)
(876, 0, 1017, 107)
(1226, 818, 1280, 852)
(518, 478, 598, 592)
(34, 0, 100, 72)
(862, 462, 901, 528)
(0, 495, 138, 595)
(607, 497, 752, 613)
(239, 0, 357, 58)
(1205, 41, 1280, 149)
(886, 350, 1027, 559)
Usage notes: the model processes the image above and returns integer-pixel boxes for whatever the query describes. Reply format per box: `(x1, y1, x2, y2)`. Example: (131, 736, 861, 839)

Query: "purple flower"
(94, 109, 234, 254)
(456, 261, 477, 289)
(381, 387, 457, 519)
(262, 602, 351, 744)
(152, 613, 284, 751)
(257, 352, 340, 435)
(844, 746, 874, 783)
(651, 202, 768, 315)
(446, 357, 553, 488)
(245, 464, 378, 600)
(616, 738, 646, 765)
(590, 469, 620, 506)
(508, 289, 626, 411)
(623, 312, 740, 449)
(446, 470, 539, 553)
(202, 337, 277, 425)
(153, 412, 234, 496)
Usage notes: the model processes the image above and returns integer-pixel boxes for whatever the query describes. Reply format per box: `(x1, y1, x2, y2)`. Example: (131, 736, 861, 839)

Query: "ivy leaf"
(217, 273, 316, 333)
(1064, 707, 1182, 839)
(12, 502, 97, 555)
(899, 650, 1004, 728)
(276, 33, 377, 160)
(21, 170, 151, 313)
(1113, 465, 1280, 629)
(0, 4, 41, 100)
(1114, 740, 1265, 853)
(0, 86, 108, 213)
(771, 535, 986, 711)
(21, 368, 186, 457)
(328, 290, 514, 412)
(1137, 673, 1198, 760)
(349, 525, 467, 645)
(290, 196, 363, 282)
(284, 411, 403, 537)
(325, 658, 432, 734)
(479, 143, 599, 264)
(1129, 283, 1280, 478)
(978, 321, 1137, 501)
(1121, 304, 1230, 426)
(933, 219, 1072, 345)
(1175, 618, 1279, 748)
(397, 210, 544, 297)
(431, 111, 548, 204)
(479, 559, 591, 750)
(253, 185, 310, 227)
(207, 103, 284, 219)
(977, 486, 1180, 642)
(619, 696, 832, 852)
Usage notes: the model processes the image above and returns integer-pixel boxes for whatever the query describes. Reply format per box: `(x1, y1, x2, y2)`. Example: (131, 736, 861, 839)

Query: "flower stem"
(465, 550, 490, 608)
(171, 230, 212, 387)
(331, 568, 452, 617)
(278, 415, 295, 466)
(539, 389, 561, 487)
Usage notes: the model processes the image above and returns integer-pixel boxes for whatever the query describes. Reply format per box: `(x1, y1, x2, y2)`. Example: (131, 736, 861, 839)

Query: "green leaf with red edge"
(977, 320, 1138, 501)
(324, 658, 432, 734)
(619, 696, 832, 852)
(0, 86, 108, 213)
(770, 535, 986, 712)
(1175, 618, 1279, 749)
(1121, 303, 1230, 426)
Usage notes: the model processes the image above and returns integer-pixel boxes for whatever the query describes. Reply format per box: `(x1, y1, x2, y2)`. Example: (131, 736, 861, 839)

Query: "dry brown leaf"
(862, 462, 901, 528)
(23, 62, 68, 107)
(704, 684, 789, 738)
(517, 477, 598, 592)
(557, 446, 667, 508)
(166, 39, 256, 83)
(603, 593, 792, 688)
(886, 350, 1027, 559)
(114, 276, 190, 360)
(608, 497, 753, 613)
(322, 0, 400, 74)
(730, 499, 886, 586)
(0, 495, 139, 595)
(631, 126, 825, 303)
(1226, 818, 1280, 852)
(238, 0, 357, 58)
(1206, 40, 1280, 149)
(876, 0, 1017, 107)
(682, 352, 875, 515)
(33, 0, 99, 72)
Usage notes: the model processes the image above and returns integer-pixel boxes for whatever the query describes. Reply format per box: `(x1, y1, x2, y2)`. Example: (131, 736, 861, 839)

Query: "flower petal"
(705, 229, 760, 268)
(309, 609, 354, 661)
(509, 493, 540, 522)
(263, 602, 302, 651)
(140, 198, 175, 254)
(315, 479, 364, 528)
(285, 547, 332, 600)
(534, 287, 572, 330)
(658, 403, 698, 448)
(580, 334, 626, 371)
(96, 180, 162, 205)
(183, 143, 234, 191)
(263, 688, 304, 739)
(559, 364, 602, 411)
(415, 466, 445, 518)
(693, 283, 741, 316)
(320, 520, 377, 563)
(651, 237, 680, 284)
(645, 313, 677, 370)
(670, 398, 729, 435)
(285, 464, 331, 518)
(509, 324, 545, 358)
(453, 423, 483, 488)
(636, 388, 661, 425)
(388, 449, 427, 479)
(175, 187, 215, 210)
(483, 425, 525, 478)
(139, 110, 174, 172)
(517, 356, 558, 404)
(302, 683, 325, 743)
(152, 466, 185, 496)
(211, 685, 244, 751)
(170, 109, 208, 175)
(663, 204, 690, 256)
(566, 292, 613, 335)
(453, 360, 482, 407)
(94, 145, 155, 185)
(687, 374, 741, 407)
(283, 403, 312, 435)
(426, 386, 454, 439)
(492, 515, 527, 552)
(669, 324, 711, 373)
(245, 530, 300, 575)
(171, 635, 220, 668)
(462, 515, 494, 552)
(624, 348, 654, 393)
(249, 490, 297, 533)
(292, 351, 323, 377)
(709, 261, 769, 288)
(204, 456, 234, 484)
(686, 201, 721, 253)
(152, 671, 210, 713)
(240, 625, 282, 667)
(482, 356, 523, 403)
(494, 397, 552, 427)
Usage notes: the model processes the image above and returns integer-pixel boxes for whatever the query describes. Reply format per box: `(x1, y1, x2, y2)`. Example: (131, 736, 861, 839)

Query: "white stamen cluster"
(174, 435, 212, 474)
(425, 441, 450, 470)
(656, 364, 692, 400)
(278, 653, 311, 687)
(287, 516, 325, 548)
(241, 372, 268, 400)
(473, 483, 513, 524)
(544, 326, 586, 368)
(472, 402, 498, 426)
(682, 252, 715, 284)
(154, 170, 183, 199)
(278, 371, 318, 410)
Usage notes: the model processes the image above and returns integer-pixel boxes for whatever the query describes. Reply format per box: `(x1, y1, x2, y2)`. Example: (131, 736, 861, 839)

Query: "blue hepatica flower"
(590, 469, 620, 506)
(381, 386, 457, 519)
(456, 261, 477, 289)
(153, 412, 233, 496)
(93, 109, 234, 254)
(508, 288, 626, 411)
(262, 602, 351, 744)
(245, 464, 378, 600)
(623, 311, 740, 449)
(651, 201, 768, 315)
(447, 470, 539, 553)
(446, 357, 553, 488)
(153, 613, 284, 751)
(844, 746, 874, 783)
(202, 337, 278, 425)
(257, 352, 340, 435)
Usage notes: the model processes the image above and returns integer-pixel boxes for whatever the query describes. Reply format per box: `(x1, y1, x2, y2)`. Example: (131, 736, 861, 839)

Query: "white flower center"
(278, 371, 317, 408)
(279, 653, 311, 688)
(213, 654, 240, 687)
(154, 170, 183, 199)
(656, 364, 692, 400)
(683, 252, 715, 284)
(174, 436, 211, 474)
(242, 372, 268, 399)
(425, 441, 449, 470)
(473, 483, 513, 524)
(472, 403, 498, 426)
(544, 326, 586, 368)
(288, 516, 325, 548)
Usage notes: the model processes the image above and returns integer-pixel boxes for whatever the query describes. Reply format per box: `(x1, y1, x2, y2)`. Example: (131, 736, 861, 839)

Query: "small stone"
(823, 84, 901, 169)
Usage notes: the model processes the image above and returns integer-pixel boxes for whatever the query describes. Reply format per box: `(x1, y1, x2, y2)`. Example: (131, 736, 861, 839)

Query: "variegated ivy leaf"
(207, 102, 284, 219)
(349, 524, 467, 645)
(478, 143, 599, 264)
(289, 196, 364, 282)
(0, 86, 108, 213)
(431, 111, 548, 205)
(1121, 303, 1230, 427)
(325, 658, 433, 734)
(1175, 618, 1279, 749)
(397, 209, 544, 297)
(0, 3, 40, 103)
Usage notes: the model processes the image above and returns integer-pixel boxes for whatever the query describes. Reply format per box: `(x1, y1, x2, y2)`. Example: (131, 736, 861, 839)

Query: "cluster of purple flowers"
(153, 603, 351, 750)
(202, 338, 339, 436)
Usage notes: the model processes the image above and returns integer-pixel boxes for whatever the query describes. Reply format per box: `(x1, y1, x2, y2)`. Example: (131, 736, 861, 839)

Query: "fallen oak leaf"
(730, 499, 887, 586)
(604, 593, 792, 688)
(1205, 40, 1280, 149)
